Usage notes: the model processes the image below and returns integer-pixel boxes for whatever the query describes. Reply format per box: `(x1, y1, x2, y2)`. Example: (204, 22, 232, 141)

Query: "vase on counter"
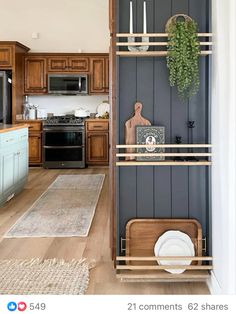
(23, 96, 29, 120)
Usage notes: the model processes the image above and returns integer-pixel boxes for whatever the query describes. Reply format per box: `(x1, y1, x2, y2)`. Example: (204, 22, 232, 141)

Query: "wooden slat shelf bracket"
(116, 33, 213, 57)
(116, 144, 212, 167)
(116, 256, 213, 282)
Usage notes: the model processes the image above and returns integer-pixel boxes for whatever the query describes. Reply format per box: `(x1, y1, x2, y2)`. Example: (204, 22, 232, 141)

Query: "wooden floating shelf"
(117, 153, 212, 157)
(117, 33, 213, 38)
(117, 42, 213, 47)
(116, 32, 212, 57)
(116, 256, 213, 262)
(116, 144, 212, 167)
(117, 51, 212, 57)
(116, 255, 213, 282)
(116, 161, 211, 166)
(117, 144, 212, 148)
(116, 270, 211, 282)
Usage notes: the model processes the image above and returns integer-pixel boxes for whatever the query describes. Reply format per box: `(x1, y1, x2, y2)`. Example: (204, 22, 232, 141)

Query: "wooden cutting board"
(125, 102, 151, 160)
(125, 219, 203, 265)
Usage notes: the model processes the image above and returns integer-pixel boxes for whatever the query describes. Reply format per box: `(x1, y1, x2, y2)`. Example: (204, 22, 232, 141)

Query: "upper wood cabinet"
(0, 45, 13, 68)
(24, 57, 47, 94)
(90, 56, 109, 94)
(48, 56, 89, 72)
(24, 53, 109, 95)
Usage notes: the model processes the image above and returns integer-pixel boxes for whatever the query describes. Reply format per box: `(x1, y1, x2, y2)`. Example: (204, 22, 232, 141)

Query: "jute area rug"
(0, 259, 91, 295)
(5, 174, 105, 238)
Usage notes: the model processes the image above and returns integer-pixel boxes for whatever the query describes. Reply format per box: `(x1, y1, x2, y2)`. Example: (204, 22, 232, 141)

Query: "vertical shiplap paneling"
(154, 0, 172, 218)
(171, 0, 189, 218)
(117, 0, 210, 244)
(118, 0, 137, 236)
(136, 0, 155, 218)
(188, 0, 208, 236)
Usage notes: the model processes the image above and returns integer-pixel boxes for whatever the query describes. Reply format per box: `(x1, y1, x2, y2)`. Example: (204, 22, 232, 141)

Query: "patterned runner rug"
(5, 174, 105, 238)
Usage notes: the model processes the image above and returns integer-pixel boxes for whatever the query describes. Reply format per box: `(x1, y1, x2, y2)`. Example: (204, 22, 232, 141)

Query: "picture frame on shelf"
(136, 126, 165, 161)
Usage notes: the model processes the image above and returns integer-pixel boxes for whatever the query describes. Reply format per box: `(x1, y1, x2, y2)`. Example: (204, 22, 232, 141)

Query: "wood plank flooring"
(0, 167, 210, 294)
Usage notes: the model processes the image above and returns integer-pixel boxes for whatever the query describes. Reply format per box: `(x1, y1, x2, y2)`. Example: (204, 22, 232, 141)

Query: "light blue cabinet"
(0, 127, 28, 206)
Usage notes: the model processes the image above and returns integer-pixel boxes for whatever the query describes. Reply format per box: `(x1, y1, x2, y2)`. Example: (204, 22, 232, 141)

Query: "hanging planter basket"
(165, 14, 200, 100)
(165, 14, 193, 32)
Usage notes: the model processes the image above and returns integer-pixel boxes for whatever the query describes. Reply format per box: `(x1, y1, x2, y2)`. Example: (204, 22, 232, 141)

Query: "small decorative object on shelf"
(166, 14, 200, 99)
(128, 1, 149, 52)
(187, 121, 198, 161)
(175, 136, 184, 161)
(136, 126, 165, 161)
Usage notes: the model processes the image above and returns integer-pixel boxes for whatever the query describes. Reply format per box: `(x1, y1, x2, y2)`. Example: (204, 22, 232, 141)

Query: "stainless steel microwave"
(48, 74, 88, 95)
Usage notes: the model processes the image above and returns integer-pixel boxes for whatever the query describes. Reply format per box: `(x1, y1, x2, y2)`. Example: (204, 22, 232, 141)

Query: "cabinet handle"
(6, 138, 14, 142)
(93, 126, 103, 128)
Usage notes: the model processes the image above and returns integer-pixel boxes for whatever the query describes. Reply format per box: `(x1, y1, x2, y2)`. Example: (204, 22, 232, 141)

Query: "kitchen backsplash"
(28, 95, 109, 116)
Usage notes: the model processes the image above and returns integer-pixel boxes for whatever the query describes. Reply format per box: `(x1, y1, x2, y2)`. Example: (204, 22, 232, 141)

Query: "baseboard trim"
(207, 271, 222, 295)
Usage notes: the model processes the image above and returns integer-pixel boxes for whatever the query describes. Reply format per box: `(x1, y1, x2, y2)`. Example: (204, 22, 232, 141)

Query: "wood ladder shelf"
(116, 144, 212, 166)
(116, 33, 213, 57)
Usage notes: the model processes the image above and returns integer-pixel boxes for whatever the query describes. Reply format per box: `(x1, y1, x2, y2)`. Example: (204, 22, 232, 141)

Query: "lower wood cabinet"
(28, 132, 42, 165)
(16, 121, 42, 166)
(86, 120, 109, 166)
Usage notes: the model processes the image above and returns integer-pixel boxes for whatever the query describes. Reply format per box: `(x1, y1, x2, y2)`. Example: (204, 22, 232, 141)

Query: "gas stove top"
(43, 115, 85, 126)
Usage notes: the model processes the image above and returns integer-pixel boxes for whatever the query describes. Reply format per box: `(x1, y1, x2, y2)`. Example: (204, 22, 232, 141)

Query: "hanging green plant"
(166, 14, 200, 99)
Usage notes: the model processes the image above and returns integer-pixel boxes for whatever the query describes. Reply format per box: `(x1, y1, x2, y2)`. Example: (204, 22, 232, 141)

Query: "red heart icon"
(18, 302, 27, 312)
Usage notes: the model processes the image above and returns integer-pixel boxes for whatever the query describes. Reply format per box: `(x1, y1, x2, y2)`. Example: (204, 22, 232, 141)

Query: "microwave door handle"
(78, 77, 82, 92)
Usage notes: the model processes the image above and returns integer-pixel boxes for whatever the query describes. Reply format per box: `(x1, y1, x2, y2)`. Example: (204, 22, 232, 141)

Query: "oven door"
(43, 127, 85, 168)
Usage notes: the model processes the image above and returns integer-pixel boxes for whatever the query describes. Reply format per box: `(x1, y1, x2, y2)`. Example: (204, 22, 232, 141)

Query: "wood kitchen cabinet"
(28, 132, 42, 164)
(24, 57, 47, 94)
(24, 53, 109, 95)
(0, 45, 13, 68)
(48, 56, 89, 72)
(86, 120, 109, 165)
(16, 121, 42, 165)
(90, 56, 109, 94)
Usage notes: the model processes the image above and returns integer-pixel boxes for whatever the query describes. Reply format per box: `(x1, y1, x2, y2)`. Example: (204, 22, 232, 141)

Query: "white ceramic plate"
(154, 231, 195, 274)
(96, 102, 110, 117)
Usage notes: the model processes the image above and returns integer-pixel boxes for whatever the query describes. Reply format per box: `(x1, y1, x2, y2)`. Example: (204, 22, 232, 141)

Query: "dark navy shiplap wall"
(116, 0, 210, 252)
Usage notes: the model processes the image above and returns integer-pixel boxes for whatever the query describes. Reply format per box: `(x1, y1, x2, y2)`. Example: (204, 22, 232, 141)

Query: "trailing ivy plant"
(166, 18, 200, 99)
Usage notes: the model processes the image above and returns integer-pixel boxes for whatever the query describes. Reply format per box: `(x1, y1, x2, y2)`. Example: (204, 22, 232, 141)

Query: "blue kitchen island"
(0, 124, 29, 207)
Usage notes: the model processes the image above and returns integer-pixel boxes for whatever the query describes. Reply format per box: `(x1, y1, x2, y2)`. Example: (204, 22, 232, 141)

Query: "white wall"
(0, 0, 109, 114)
(0, 0, 109, 53)
(210, 0, 236, 294)
(28, 95, 108, 116)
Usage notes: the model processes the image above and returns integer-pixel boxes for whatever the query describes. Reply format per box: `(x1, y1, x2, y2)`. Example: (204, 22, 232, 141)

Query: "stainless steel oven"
(43, 120, 85, 168)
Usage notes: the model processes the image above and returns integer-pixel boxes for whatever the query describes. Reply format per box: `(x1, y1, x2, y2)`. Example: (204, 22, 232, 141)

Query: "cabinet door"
(29, 132, 42, 164)
(87, 132, 109, 164)
(2, 150, 16, 194)
(18, 145, 28, 181)
(24, 57, 47, 93)
(48, 57, 68, 72)
(90, 58, 107, 94)
(0, 45, 13, 68)
(68, 57, 89, 72)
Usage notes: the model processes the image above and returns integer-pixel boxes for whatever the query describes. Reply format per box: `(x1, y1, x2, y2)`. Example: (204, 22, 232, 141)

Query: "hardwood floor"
(0, 167, 210, 295)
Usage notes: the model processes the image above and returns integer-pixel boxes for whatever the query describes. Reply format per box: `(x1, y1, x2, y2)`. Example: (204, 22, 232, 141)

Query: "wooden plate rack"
(116, 219, 213, 282)
(116, 33, 212, 57)
(116, 144, 212, 166)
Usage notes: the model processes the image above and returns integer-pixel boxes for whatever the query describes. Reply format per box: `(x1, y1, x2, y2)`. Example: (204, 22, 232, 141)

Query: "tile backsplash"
(28, 95, 109, 116)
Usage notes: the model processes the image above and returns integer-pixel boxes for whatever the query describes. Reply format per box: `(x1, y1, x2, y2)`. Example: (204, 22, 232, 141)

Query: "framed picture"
(136, 126, 165, 161)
